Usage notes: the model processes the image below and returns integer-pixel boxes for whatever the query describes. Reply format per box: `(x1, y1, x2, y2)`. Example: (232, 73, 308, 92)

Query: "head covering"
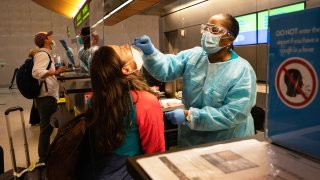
(34, 31, 53, 48)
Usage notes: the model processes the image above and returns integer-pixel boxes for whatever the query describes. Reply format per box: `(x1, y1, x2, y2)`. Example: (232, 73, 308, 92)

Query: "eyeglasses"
(201, 23, 232, 37)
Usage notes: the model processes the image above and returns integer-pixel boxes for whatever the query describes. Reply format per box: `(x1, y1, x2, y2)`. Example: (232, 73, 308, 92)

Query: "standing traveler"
(32, 31, 65, 162)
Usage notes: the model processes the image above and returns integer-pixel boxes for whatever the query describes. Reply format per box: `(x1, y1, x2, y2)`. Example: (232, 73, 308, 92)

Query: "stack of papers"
(137, 139, 320, 179)
(160, 99, 183, 109)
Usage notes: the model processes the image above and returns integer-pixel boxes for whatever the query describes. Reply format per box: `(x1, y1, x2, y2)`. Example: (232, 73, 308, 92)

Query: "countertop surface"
(127, 133, 267, 180)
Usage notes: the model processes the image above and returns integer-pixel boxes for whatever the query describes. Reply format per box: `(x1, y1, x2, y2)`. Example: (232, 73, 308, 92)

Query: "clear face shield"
(201, 23, 232, 37)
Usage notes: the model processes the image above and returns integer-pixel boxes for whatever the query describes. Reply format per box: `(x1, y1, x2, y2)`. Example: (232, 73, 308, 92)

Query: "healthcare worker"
(133, 13, 257, 147)
(78, 27, 90, 72)
(78, 27, 100, 73)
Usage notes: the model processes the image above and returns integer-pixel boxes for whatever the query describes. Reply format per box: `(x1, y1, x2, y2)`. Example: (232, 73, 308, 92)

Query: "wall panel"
(0, 0, 74, 85)
(306, 0, 320, 8)
(180, 0, 212, 27)
(211, 0, 257, 17)
(163, 11, 182, 32)
(257, 0, 306, 11)
(104, 15, 160, 49)
(256, 44, 268, 81)
(234, 45, 257, 73)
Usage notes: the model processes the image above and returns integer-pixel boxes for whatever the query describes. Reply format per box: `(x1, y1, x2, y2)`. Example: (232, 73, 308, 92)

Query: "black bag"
(251, 106, 265, 133)
(16, 51, 52, 99)
(46, 114, 87, 180)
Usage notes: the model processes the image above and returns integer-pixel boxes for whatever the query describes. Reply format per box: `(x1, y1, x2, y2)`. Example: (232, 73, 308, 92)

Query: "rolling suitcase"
(0, 106, 46, 180)
(0, 146, 3, 174)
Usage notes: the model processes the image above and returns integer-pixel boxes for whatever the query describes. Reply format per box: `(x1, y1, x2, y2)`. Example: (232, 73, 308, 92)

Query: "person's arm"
(135, 92, 165, 154)
(142, 48, 196, 82)
(32, 52, 65, 79)
(66, 47, 75, 65)
(42, 66, 65, 78)
(134, 35, 197, 82)
(78, 47, 90, 71)
(187, 68, 257, 131)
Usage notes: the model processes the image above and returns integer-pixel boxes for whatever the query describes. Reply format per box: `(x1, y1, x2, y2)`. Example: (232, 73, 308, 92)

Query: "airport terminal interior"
(1, 0, 320, 179)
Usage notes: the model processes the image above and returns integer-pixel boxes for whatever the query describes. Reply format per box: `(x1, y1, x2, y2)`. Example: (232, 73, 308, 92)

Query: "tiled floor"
(0, 88, 57, 172)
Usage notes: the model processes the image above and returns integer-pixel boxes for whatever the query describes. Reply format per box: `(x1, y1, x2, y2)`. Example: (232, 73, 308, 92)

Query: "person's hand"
(132, 35, 155, 55)
(165, 109, 186, 125)
(55, 66, 66, 75)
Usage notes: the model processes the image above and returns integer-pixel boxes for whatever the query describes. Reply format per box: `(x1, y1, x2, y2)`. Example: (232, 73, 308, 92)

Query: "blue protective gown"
(143, 47, 257, 147)
(78, 46, 99, 73)
(78, 47, 90, 72)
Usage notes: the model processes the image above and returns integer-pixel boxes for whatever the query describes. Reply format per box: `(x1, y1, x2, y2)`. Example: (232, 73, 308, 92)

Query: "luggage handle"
(4, 106, 31, 175)
(5, 106, 23, 115)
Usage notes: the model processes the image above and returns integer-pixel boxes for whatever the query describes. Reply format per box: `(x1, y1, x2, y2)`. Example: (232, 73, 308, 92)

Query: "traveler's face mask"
(131, 46, 143, 71)
(111, 44, 144, 75)
(78, 36, 83, 45)
(51, 40, 56, 50)
(77, 35, 89, 45)
(121, 47, 144, 74)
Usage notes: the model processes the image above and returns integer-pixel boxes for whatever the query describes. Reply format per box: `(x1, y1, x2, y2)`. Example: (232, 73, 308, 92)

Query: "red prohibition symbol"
(275, 57, 318, 109)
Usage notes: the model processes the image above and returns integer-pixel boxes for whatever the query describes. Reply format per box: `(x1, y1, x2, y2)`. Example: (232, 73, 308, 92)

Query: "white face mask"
(201, 31, 225, 54)
(131, 47, 143, 70)
(51, 40, 56, 50)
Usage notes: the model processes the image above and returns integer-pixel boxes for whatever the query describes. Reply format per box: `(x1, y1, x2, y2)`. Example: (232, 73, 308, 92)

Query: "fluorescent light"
(92, 0, 134, 28)
(71, 0, 87, 18)
(171, 0, 207, 12)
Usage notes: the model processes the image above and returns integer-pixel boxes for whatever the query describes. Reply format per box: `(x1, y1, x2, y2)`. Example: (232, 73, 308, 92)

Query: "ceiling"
(140, 0, 180, 16)
(32, 0, 86, 18)
(31, 0, 199, 26)
(104, 0, 161, 26)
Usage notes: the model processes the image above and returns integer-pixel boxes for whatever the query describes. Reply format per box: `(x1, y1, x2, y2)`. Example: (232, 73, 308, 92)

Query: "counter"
(127, 133, 320, 179)
(59, 79, 91, 110)
(56, 71, 90, 81)
(62, 80, 91, 94)
(127, 134, 265, 179)
(56, 79, 91, 127)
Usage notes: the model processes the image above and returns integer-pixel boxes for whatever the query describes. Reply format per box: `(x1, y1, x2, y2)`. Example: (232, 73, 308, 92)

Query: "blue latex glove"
(59, 39, 68, 50)
(132, 35, 155, 55)
(165, 109, 186, 125)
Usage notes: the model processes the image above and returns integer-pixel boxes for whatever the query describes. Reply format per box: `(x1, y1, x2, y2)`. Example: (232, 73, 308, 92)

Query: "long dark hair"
(87, 46, 157, 153)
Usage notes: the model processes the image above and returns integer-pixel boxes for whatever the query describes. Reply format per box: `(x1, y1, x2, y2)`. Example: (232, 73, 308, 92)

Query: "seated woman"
(76, 45, 166, 179)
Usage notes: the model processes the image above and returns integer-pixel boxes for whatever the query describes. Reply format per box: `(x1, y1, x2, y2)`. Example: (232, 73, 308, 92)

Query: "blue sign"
(268, 7, 320, 160)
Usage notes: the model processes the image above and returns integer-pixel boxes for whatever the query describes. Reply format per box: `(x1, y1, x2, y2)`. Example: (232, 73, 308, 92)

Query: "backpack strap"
(38, 51, 52, 92)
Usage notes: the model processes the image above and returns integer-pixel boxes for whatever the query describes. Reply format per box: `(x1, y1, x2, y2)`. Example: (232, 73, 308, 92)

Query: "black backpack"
(16, 51, 52, 99)
(46, 113, 88, 179)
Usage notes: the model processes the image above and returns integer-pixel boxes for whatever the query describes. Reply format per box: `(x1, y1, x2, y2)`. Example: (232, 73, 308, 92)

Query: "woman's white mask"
(51, 40, 56, 50)
(131, 47, 143, 70)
